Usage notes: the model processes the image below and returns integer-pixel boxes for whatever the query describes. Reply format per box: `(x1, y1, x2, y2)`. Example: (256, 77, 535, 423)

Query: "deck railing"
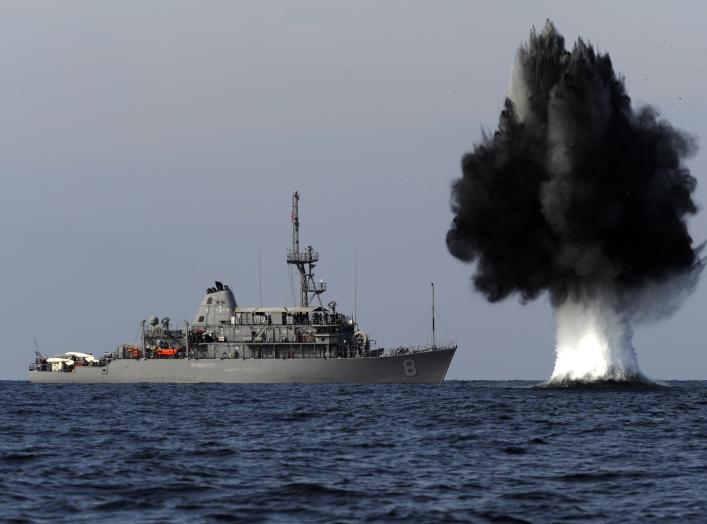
(286, 250, 319, 264)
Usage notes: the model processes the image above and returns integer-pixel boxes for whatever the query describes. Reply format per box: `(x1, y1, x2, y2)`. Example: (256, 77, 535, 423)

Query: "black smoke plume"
(447, 21, 699, 306)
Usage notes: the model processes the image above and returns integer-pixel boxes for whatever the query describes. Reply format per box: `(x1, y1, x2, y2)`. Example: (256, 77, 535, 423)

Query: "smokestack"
(447, 21, 702, 384)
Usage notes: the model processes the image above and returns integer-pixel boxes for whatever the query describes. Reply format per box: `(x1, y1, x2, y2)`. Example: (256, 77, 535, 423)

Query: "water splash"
(547, 287, 647, 384)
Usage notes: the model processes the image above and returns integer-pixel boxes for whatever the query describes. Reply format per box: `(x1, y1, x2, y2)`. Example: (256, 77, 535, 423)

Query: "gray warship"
(29, 193, 456, 384)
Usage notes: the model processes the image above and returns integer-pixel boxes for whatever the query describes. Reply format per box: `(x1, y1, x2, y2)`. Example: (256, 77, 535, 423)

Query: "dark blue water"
(3, 381, 707, 523)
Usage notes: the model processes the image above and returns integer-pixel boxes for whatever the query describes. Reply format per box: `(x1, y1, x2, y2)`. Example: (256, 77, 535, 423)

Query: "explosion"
(447, 21, 701, 384)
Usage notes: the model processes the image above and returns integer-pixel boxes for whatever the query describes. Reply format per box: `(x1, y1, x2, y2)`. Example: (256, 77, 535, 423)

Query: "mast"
(291, 192, 300, 254)
(258, 253, 263, 307)
(431, 282, 436, 349)
(286, 192, 326, 307)
(354, 252, 358, 326)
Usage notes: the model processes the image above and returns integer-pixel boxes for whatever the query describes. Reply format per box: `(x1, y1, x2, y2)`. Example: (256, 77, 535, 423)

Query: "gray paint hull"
(28, 348, 455, 384)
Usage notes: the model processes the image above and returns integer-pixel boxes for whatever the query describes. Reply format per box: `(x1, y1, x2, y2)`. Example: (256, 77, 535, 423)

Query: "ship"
(29, 192, 456, 384)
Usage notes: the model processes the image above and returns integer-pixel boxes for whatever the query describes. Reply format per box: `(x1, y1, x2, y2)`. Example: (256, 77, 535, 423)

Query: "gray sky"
(2, 1, 707, 380)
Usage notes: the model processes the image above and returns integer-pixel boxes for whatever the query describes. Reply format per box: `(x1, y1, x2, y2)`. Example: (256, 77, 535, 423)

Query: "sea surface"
(2, 381, 707, 523)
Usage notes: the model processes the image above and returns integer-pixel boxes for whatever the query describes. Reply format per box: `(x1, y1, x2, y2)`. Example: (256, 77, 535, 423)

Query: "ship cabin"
(130, 281, 369, 362)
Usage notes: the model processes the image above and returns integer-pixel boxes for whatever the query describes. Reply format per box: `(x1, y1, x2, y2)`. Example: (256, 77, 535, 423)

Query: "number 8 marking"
(403, 359, 417, 377)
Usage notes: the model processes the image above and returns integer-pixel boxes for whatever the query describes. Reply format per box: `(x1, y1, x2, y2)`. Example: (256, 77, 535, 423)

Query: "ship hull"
(28, 348, 455, 384)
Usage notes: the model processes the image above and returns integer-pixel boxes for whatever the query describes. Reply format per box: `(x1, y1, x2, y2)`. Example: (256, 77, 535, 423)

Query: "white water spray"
(548, 287, 645, 383)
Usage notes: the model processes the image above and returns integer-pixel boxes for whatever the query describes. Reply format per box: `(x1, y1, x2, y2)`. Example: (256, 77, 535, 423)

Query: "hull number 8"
(403, 359, 417, 377)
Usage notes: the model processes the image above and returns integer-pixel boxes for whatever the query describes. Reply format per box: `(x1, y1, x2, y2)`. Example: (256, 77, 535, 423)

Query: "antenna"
(354, 252, 358, 326)
(431, 282, 436, 349)
(258, 253, 263, 307)
(33, 338, 44, 359)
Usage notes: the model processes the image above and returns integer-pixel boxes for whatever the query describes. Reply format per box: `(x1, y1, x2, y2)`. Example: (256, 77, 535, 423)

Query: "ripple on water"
(1, 381, 707, 522)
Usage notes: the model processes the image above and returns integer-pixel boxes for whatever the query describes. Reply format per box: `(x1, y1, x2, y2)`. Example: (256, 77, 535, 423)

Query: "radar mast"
(286, 192, 326, 306)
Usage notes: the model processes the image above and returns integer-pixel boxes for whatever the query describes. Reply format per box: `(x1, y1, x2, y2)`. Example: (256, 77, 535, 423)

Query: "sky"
(1, 1, 707, 380)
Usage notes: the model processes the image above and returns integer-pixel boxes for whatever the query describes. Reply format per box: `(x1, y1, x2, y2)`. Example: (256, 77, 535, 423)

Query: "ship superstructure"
(29, 193, 456, 384)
